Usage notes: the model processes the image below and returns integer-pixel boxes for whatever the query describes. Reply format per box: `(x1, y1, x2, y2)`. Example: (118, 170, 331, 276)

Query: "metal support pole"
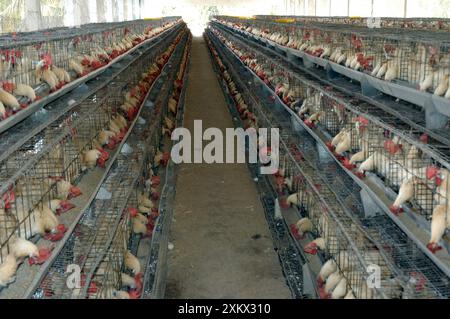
(23, 0, 42, 31)
(97, 0, 107, 23)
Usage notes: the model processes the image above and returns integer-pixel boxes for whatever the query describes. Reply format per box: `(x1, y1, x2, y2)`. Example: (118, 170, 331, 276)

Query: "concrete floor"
(165, 37, 291, 299)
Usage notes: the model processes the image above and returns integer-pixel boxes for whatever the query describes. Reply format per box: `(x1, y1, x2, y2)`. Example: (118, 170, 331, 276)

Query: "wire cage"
(249, 16, 450, 32)
(209, 27, 450, 298)
(213, 35, 403, 299)
(215, 16, 450, 95)
(28, 32, 188, 298)
(0, 17, 180, 124)
(88, 193, 133, 300)
(0, 29, 181, 293)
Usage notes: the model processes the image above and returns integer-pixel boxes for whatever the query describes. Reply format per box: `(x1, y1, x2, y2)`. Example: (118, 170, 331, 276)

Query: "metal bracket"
(361, 76, 379, 98)
(425, 98, 448, 130)
(302, 56, 315, 69)
(360, 187, 379, 218)
(325, 64, 340, 81)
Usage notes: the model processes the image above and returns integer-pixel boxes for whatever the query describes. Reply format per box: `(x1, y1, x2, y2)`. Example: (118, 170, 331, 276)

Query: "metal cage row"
(215, 17, 450, 96)
(32, 29, 189, 299)
(0, 17, 181, 124)
(208, 25, 449, 298)
(0, 27, 188, 297)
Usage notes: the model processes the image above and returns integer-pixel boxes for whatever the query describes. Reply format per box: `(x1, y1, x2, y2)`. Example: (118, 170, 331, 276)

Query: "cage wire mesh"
(216, 16, 450, 95)
(27, 30, 188, 299)
(0, 28, 183, 288)
(209, 25, 450, 298)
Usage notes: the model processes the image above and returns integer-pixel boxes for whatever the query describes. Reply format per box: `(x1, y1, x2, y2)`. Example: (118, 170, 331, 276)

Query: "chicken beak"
(68, 186, 82, 199)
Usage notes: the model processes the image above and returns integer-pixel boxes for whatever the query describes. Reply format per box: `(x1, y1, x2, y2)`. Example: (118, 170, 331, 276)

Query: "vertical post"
(124, 0, 128, 21)
(74, 0, 90, 26)
(112, 0, 119, 22)
(23, 0, 42, 31)
(97, 0, 106, 23)
(347, 0, 350, 16)
(403, 0, 408, 17)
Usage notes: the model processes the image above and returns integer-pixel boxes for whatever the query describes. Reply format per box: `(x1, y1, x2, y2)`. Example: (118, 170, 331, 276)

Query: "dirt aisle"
(165, 37, 291, 299)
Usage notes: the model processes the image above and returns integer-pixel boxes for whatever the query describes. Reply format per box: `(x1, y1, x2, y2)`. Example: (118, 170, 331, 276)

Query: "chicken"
(349, 150, 366, 164)
(445, 84, 450, 99)
(305, 111, 323, 127)
(419, 71, 434, 92)
(0, 255, 17, 288)
(331, 129, 346, 147)
(434, 168, 449, 203)
(427, 204, 450, 253)
(168, 97, 178, 115)
(69, 59, 85, 76)
(376, 62, 388, 78)
(303, 237, 326, 254)
(137, 192, 153, 210)
(124, 250, 141, 275)
(52, 66, 71, 84)
(132, 212, 148, 235)
(97, 130, 116, 146)
(0, 101, 6, 119)
(81, 149, 102, 169)
(9, 237, 39, 260)
(390, 177, 415, 213)
(36, 67, 58, 91)
(113, 114, 128, 129)
(324, 271, 343, 295)
(53, 178, 81, 200)
(101, 288, 130, 299)
(384, 61, 398, 81)
(334, 131, 351, 155)
(0, 88, 20, 110)
(317, 259, 337, 285)
(121, 272, 137, 289)
(13, 83, 36, 102)
(331, 277, 348, 299)
(285, 193, 300, 207)
(9, 200, 59, 239)
(33, 205, 59, 237)
(292, 217, 313, 238)
(371, 61, 382, 77)
(434, 75, 449, 96)
(336, 52, 347, 65)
